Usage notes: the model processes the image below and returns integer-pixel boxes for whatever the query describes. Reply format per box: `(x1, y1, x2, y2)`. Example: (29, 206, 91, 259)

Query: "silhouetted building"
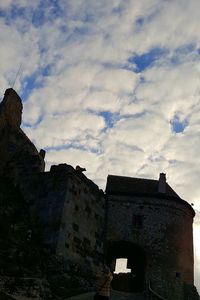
(0, 89, 199, 300)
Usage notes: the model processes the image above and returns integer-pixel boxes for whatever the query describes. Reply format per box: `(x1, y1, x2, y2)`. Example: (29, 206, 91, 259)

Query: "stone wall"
(56, 167, 105, 274)
(0, 163, 106, 298)
(20, 163, 105, 261)
(17, 164, 106, 295)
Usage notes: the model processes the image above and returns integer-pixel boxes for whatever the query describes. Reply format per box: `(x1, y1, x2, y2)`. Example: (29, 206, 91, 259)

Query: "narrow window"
(175, 272, 181, 278)
(132, 215, 143, 229)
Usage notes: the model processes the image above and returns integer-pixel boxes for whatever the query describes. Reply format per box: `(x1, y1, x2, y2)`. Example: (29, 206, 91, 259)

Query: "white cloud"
(45, 147, 102, 186)
(132, 0, 200, 53)
(23, 110, 105, 150)
(1, 0, 200, 293)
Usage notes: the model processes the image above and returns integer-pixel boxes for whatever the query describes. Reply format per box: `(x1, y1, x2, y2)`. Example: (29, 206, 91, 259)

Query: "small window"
(132, 215, 143, 229)
(73, 223, 79, 232)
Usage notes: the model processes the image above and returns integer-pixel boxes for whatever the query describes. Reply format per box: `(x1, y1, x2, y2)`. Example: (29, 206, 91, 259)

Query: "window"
(72, 223, 79, 232)
(175, 272, 181, 278)
(132, 215, 143, 229)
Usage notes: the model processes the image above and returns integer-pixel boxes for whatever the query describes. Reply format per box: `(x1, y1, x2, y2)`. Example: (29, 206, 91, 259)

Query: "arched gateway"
(106, 241, 146, 293)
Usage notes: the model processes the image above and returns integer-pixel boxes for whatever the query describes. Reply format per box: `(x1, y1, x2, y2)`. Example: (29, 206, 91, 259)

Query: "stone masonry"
(105, 175, 196, 299)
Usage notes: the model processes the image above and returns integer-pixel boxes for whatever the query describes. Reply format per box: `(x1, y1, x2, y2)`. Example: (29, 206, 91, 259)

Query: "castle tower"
(0, 88, 22, 129)
(0, 88, 45, 180)
(105, 174, 198, 299)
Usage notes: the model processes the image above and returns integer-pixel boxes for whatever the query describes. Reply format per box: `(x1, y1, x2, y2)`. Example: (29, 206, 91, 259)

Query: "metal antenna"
(11, 63, 23, 90)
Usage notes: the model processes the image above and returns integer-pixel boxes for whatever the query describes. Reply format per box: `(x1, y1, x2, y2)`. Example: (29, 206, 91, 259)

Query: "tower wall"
(106, 194, 194, 299)
(0, 88, 45, 179)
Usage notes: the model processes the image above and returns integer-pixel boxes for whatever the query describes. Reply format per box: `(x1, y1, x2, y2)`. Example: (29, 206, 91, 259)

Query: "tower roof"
(105, 174, 195, 216)
(106, 174, 180, 198)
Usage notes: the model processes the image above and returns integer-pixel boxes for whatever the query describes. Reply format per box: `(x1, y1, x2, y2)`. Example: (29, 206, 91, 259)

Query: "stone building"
(0, 88, 199, 300)
(105, 174, 198, 299)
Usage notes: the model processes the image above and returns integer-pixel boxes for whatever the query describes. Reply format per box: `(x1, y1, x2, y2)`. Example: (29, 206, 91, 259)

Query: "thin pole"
(12, 63, 23, 89)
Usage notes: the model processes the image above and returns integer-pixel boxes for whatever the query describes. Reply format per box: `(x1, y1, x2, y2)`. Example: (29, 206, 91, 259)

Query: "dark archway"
(106, 241, 146, 293)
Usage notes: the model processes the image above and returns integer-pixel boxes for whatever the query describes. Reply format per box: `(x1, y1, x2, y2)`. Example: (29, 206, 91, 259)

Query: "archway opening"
(114, 258, 131, 274)
(106, 241, 146, 293)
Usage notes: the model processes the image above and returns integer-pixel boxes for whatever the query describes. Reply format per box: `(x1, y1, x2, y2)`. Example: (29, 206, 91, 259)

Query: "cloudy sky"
(0, 0, 200, 292)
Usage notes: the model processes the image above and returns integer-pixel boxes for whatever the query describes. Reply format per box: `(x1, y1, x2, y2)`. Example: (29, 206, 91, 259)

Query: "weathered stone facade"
(105, 175, 197, 299)
(0, 89, 199, 300)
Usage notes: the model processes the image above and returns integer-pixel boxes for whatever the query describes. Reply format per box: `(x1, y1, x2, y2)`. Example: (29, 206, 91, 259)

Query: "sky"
(0, 0, 200, 292)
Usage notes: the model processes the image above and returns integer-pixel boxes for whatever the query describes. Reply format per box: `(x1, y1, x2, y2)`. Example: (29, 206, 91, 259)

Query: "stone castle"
(0, 88, 199, 300)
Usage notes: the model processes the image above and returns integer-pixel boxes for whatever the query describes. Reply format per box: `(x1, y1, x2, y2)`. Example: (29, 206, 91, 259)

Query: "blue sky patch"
(20, 64, 53, 101)
(0, 1, 63, 27)
(83, 12, 95, 23)
(41, 65, 52, 77)
(134, 8, 160, 32)
(32, 0, 63, 27)
(175, 43, 196, 55)
(44, 143, 85, 152)
(74, 26, 89, 36)
(21, 72, 43, 101)
(112, 5, 123, 16)
(170, 43, 196, 65)
(139, 76, 145, 84)
(22, 114, 43, 128)
(135, 17, 145, 27)
(129, 47, 167, 72)
(0, 5, 28, 25)
(0, 9, 7, 19)
(44, 141, 99, 154)
(171, 115, 188, 133)
(98, 111, 117, 128)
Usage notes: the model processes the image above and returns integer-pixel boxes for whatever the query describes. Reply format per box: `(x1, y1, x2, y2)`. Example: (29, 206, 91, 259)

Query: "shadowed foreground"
(67, 290, 145, 300)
